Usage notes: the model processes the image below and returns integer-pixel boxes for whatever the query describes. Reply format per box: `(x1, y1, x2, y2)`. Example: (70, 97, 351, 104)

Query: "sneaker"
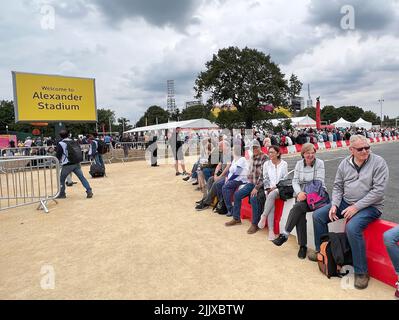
(66, 182, 73, 187)
(268, 230, 276, 241)
(192, 182, 199, 186)
(247, 224, 259, 234)
(195, 200, 203, 204)
(395, 281, 399, 300)
(272, 234, 288, 246)
(182, 171, 189, 176)
(307, 249, 319, 262)
(176, 172, 182, 176)
(258, 214, 267, 229)
(354, 273, 370, 290)
(225, 218, 241, 226)
(57, 194, 66, 199)
(298, 246, 307, 259)
(86, 191, 93, 199)
(183, 176, 190, 181)
(195, 202, 210, 211)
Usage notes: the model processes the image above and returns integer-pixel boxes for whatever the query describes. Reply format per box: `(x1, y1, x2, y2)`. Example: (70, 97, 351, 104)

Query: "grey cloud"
(91, 0, 201, 30)
(307, 0, 397, 34)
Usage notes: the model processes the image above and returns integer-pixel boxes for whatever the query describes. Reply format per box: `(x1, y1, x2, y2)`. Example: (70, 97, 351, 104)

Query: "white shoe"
(258, 215, 267, 229)
(268, 230, 276, 241)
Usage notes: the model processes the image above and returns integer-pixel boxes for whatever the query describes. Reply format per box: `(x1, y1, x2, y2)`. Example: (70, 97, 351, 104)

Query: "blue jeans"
(94, 154, 105, 168)
(222, 180, 243, 215)
(384, 225, 399, 275)
(232, 183, 260, 225)
(60, 164, 92, 196)
(202, 168, 214, 182)
(313, 200, 381, 274)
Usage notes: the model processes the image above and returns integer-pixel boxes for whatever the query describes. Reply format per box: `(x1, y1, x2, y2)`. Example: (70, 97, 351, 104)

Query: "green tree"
(194, 46, 291, 128)
(321, 105, 338, 123)
(117, 117, 133, 134)
(215, 110, 244, 129)
(336, 106, 364, 122)
(136, 105, 169, 127)
(180, 104, 211, 121)
(363, 111, 378, 125)
(298, 107, 316, 119)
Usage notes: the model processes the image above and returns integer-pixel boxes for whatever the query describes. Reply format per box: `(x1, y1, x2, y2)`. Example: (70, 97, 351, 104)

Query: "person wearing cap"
(225, 139, 268, 234)
(272, 143, 326, 260)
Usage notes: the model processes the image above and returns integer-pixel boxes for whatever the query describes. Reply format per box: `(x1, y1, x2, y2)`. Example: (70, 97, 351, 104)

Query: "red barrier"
(364, 220, 398, 287)
(295, 144, 302, 153)
(324, 141, 331, 149)
(382, 137, 386, 142)
(376, 137, 380, 142)
(337, 141, 343, 148)
(344, 140, 350, 146)
(280, 146, 288, 154)
(370, 138, 374, 143)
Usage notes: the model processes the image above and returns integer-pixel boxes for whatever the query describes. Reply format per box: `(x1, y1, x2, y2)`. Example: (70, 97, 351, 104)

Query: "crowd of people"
(179, 131, 398, 297)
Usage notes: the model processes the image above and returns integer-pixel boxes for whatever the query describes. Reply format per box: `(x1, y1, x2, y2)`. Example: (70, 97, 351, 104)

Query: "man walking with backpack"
(56, 130, 93, 199)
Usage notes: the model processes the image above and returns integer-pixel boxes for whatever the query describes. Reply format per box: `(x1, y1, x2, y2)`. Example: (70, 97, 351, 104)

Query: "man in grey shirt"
(311, 135, 389, 289)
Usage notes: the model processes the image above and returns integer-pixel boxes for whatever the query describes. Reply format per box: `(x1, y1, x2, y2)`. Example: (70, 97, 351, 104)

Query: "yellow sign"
(12, 72, 97, 122)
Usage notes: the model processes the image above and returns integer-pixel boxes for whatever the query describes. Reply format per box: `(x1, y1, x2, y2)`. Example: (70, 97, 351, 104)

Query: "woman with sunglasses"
(258, 145, 288, 240)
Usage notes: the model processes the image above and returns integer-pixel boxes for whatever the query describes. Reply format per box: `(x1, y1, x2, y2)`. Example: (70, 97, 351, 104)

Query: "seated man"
(225, 140, 268, 234)
(195, 141, 231, 211)
(311, 135, 389, 289)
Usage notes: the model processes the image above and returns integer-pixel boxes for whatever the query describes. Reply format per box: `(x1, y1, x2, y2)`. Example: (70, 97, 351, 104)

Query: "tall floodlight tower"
(167, 80, 177, 114)
(307, 84, 313, 108)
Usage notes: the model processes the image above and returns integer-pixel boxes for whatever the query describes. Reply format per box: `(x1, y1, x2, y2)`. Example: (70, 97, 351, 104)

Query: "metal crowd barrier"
(112, 142, 147, 162)
(0, 156, 61, 213)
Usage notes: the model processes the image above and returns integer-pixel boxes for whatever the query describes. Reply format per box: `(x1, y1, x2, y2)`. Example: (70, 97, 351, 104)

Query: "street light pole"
(378, 98, 384, 128)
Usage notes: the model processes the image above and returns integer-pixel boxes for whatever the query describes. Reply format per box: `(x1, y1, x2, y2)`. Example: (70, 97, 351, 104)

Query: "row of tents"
(124, 116, 373, 135)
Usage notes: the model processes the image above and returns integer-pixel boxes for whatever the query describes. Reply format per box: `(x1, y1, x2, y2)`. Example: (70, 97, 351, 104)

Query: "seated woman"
(218, 145, 248, 217)
(258, 145, 288, 240)
(272, 143, 327, 259)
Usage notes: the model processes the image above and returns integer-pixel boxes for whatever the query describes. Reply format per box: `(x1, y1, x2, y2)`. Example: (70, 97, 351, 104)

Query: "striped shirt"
(247, 153, 269, 190)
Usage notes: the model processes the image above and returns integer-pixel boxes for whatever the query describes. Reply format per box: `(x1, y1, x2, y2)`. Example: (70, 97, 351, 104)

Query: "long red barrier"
(241, 199, 398, 287)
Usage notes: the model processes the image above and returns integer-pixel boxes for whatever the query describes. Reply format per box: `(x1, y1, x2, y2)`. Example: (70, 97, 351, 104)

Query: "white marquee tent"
(353, 118, 372, 130)
(332, 117, 353, 128)
(124, 118, 219, 134)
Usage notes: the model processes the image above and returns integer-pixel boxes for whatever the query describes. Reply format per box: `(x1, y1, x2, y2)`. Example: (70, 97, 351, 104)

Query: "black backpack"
(65, 141, 83, 164)
(97, 140, 108, 154)
(317, 233, 352, 278)
(89, 162, 105, 178)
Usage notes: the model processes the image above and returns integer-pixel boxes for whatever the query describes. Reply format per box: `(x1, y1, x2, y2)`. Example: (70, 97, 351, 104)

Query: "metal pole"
(379, 99, 384, 127)
(109, 118, 112, 135)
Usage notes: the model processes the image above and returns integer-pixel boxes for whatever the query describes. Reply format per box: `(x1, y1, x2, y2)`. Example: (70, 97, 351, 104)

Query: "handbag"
(303, 166, 330, 210)
(277, 179, 294, 201)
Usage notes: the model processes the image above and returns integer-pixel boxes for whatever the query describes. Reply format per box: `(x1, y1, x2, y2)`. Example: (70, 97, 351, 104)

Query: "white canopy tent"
(332, 117, 352, 128)
(267, 115, 317, 128)
(124, 118, 219, 134)
(295, 115, 317, 127)
(353, 118, 372, 130)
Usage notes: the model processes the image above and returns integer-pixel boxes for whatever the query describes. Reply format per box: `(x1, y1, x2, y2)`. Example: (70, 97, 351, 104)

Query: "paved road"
(283, 142, 399, 224)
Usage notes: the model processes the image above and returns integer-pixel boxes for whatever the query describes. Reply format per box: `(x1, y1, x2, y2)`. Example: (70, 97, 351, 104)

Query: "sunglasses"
(353, 146, 370, 152)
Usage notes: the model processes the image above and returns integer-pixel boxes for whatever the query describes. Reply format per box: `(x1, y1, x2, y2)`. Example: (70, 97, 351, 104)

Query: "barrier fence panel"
(0, 156, 60, 213)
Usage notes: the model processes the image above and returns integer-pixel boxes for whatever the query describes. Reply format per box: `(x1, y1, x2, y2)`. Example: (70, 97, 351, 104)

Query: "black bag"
(66, 141, 83, 164)
(97, 140, 108, 154)
(89, 162, 105, 178)
(317, 233, 352, 278)
(277, 179, 294, 201)
(213, 198, 227, 215)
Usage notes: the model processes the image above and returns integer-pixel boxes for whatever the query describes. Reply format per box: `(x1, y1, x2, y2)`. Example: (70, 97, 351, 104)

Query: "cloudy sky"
(1, 0, 399, 124)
